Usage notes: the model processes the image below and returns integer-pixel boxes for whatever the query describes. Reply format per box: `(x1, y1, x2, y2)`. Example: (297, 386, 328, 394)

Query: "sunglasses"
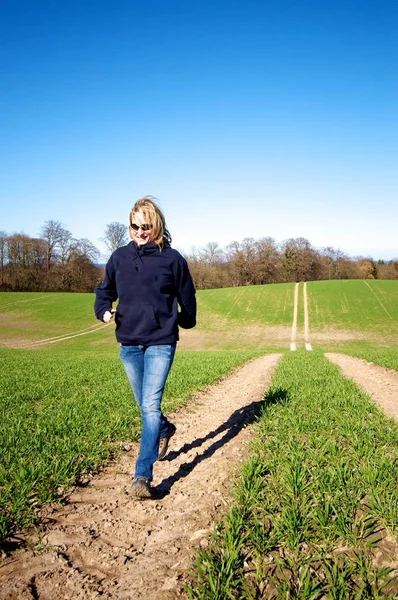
(131, 223, 152, 231)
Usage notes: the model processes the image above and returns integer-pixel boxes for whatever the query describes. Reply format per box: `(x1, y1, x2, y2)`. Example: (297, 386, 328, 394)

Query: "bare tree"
(57, 229, 74, 264)
(254, 237, 280, 284)
(101, 222, 128, 254)
(5, 234, 47, 290)
(198, 242, 225, 265)
(4, 218, 397, 291)
(0, 231, 8, 285)
(281, 237, 321, 282)
(377, 259, 398, 280)
(320, 246, 349, 279)
(69, 238, 100, 262)
(58, 238, 100, 292)
(41, 220, 72, 269)
(226, 238, 258, 286)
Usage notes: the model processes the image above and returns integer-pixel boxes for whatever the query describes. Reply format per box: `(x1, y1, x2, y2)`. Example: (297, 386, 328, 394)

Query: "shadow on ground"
(155, 387, 289, 497)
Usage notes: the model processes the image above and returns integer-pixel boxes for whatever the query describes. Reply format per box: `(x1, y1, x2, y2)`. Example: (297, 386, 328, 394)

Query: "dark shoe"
(131, 477, 154, 499)
(158, 423, 176, 461)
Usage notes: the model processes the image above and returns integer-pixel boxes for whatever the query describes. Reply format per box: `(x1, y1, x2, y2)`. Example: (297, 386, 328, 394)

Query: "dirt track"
(0, 354, 281, 600)
(0, 352, 397, 599)
(326, 353, 398, 420)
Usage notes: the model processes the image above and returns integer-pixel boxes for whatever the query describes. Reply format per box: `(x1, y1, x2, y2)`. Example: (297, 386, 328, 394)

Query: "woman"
(94, 196, 196, 499)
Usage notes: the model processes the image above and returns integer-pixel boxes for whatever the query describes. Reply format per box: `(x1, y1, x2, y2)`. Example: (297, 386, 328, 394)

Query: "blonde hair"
(129, 196, 171, 247)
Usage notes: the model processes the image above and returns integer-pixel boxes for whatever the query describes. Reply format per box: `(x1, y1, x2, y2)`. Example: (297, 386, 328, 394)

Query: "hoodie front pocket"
(116, 304, 161, 337)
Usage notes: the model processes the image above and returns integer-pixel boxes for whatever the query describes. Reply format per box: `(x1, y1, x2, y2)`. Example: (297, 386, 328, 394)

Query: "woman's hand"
(103, 309, 116, 323)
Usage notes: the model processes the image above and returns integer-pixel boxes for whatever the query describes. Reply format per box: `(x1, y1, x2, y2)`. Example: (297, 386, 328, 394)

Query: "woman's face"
(130, 210, 154, 246)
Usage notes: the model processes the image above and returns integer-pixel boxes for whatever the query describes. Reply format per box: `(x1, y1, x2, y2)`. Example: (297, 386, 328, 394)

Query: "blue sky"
(1, 0, 397, 261)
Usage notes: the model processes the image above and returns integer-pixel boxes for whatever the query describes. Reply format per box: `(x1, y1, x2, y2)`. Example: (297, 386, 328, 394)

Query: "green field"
(0, 292, 99, 344)
(0, 347, 260, 542)
(0, 285, 296, 352)
(306, 280, 398, 365)
(307, 280, 398, 340)
(1, 280, 398, 354)
(197, 283, 296, 327)
(1, 281, 398, 589)
(188, 351, 398, 599)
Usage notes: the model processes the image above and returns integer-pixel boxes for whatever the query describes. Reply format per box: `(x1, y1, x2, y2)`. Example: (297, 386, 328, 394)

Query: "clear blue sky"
(1, 0, 397, 261)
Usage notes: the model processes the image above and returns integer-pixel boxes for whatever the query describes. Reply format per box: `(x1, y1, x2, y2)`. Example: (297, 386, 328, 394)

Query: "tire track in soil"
(326, 353, 398, 421)
(12, 323, 109, 349)
(0, 354, 282, 600)
(325, 354, 398, 572)
(290, 282, 299, 351)
(362, 281, 394, 320)
(303, 281, 312, 351)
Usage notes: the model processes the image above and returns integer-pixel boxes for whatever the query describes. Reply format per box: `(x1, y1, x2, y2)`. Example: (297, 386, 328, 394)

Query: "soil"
(0, 354, 281, 599)
(1, 352, 397, 599)
(326, 353, 398, 421)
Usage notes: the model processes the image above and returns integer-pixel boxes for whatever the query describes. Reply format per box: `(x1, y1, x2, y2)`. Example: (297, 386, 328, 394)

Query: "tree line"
(0, 222, 397, 293)
(185, 237, 398, 289)
(0, 221, 128, 292)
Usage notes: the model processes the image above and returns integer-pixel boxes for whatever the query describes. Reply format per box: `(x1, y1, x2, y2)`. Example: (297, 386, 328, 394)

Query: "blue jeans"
(120, 343, 176, 481)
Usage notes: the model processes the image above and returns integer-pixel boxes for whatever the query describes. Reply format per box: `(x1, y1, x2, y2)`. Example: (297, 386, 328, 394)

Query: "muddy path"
(0, 354, 282, 600)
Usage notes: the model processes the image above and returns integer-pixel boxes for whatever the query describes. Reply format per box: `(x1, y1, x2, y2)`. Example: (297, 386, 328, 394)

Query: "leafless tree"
(2, 218, 397, 291)
(101, 222, 128, 254)
(69, 238, 100, 262)
(377, 259, 398, 279)
(5, 234, 47, 290)
(40, 220, 72, 269)
(57, 229, 74, 264)
(198, 241, 225, 265)
(319, 246, 349, 279)
(225, 238, 258, 286)
(254, 237, 280, 284)
(0, 231, 8, 285)
(281, 237, 322, 282)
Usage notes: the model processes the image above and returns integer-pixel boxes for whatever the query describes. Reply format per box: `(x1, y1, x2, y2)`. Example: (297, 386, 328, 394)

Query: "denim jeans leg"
(120, 343, 176, 481)
(119, 345, 145, 409)
(136, 344, 176, 480)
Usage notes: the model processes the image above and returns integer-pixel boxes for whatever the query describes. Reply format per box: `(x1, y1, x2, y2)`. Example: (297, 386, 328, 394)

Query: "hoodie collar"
(130, 240, 163, 257)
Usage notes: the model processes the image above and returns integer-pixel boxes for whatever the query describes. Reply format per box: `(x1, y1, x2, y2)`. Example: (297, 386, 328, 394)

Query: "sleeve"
(94, 255, 119, 321)
(174, 255, 197, 329)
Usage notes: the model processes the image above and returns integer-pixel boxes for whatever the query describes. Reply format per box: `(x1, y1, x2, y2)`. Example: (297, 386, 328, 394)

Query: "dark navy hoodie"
(94, 241, 196, 345)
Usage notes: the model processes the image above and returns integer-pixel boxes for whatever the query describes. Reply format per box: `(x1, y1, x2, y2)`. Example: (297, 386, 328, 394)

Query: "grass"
(3, 282, 398, 356)
(307, 280, 398, 336)
(0, 288, 295, 352)
(0, 347, 259, 544)
(197, 283, 296, 328)
(2, 281, 398, 348)
(303, 281, 398, 364)
(330, 344, 398, 373)
(1, 281, 398, 567)
(187, 351, 398, 599)
(0, 292, 98, 342)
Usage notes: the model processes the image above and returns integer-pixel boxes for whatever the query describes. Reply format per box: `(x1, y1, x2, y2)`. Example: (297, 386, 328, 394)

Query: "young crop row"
(187, 351, 398, 599)
(0, 349, 258, 544)
(307, 280, 398, 335)
(0, 292, 98, 343)
(336, 345, 398, 373)
(197, 284, 296, 328)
